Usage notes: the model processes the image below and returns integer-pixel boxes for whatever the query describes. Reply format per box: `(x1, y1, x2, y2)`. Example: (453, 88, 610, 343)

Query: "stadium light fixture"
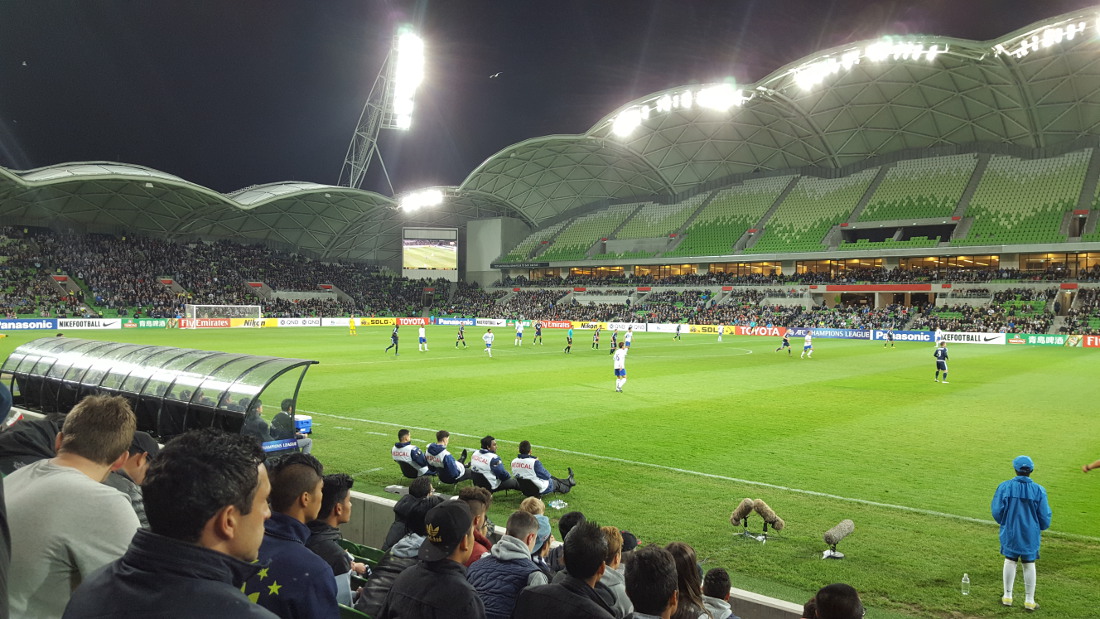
(995, 19, 1089, 59)
(399, 188, 443, 212)
(610, 82, 747, 138)
(391, 26, 425, 130)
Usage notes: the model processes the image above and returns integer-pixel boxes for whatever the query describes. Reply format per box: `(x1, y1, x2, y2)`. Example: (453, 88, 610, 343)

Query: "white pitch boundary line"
(303, 409, 1100, 544)
(325, 340, 754, 366)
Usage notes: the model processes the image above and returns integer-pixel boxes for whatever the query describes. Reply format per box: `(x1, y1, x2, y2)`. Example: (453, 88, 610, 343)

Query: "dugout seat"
(517, 477, 544, 498)
(396, 460, 422, 480)
(471, 471, 494, 491)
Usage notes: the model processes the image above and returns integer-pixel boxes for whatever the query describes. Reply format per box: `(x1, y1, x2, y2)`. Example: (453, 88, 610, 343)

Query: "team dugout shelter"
(1, 337, 318, 441)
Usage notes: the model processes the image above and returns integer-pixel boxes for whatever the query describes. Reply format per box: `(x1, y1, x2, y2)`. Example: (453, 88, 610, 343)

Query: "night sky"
(1, 1, 1095, 196)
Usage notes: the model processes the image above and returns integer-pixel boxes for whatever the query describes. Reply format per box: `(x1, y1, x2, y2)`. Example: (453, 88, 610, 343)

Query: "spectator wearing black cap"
(376, 500, 485, 619)
(513, 520, 617, 619)
(104, 430, 160, 528)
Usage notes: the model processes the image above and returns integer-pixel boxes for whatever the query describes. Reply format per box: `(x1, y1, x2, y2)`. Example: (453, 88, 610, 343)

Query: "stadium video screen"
(402, 228, 458, 270)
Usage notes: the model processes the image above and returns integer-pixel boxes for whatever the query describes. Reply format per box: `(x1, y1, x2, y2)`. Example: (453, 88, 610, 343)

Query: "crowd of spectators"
(439, 282, 506, 318)
(1061, 288, 1100, 334)
(912, 289, 1056, 334)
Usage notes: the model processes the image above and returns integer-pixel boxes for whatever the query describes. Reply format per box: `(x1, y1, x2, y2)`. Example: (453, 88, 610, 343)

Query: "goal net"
(183, 304, 263, 328)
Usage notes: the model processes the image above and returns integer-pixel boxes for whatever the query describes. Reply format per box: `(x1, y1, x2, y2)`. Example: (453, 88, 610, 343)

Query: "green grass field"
(2, 326, 1098, 618)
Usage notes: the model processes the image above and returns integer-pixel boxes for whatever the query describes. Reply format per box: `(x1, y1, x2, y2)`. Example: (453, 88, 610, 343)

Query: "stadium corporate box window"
(633, 264, 693, 279)
(796, 258, 882, 276)
(1021, 252, 1100, 276)
(570, 266, 625, 279)
(710, 261, 781, 276)
(899, 255, 1000, 272)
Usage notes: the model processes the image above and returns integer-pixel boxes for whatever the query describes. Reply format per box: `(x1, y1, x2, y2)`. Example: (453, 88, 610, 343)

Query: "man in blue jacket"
(510, 440, 576, 495)
(991, 455, 1051, 612)
(63, 429, 278, 618)
(470, 435, 520, 492)
(247, 453, 339, 619)
(426, 430, 471, 484)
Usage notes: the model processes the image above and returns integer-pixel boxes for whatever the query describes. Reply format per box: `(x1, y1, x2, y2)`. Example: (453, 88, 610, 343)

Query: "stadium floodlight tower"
(338, 24, 425, 192)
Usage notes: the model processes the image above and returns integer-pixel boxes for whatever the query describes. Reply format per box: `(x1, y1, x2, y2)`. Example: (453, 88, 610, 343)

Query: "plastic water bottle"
(548, 499, 568, 510)
(961, 573, 970, 596)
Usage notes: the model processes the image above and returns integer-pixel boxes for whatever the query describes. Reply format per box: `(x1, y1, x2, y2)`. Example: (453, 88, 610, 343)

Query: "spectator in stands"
(392, 428, 433, 477)
(62, 429, 277, 619)
(271, 398, 312, 454)
(519, 496, 546, 516)
(511, 439, 576, 496)
(599, 526, 634, 618)
(356, 494, 445, 616)
(666, 542, 709, 619)
(104, 430, 161, 528)
(0, 412, 65, 475)
(382, 475, 434, 551)
(702, 567, 738, 619)
(467, 510, 550, 619)
(625, 545, 679, 619)
(5, 395, 140, 618)
(470, 434, 521, 491)
(307, 473, 369, 579)
(458, 485, 495, 565)
(427, 429, 472, 484)
(513, 520, 616, 618)
(247, 453, 338, 619)
(992, 455, 1051, 611)
(548, 510, 586, 573)
(377, 500, 485, 619)
(800, 598, 817, 619)
(532, 514, 555, 578)
(241, 399, 273, 443)
(813, 583, 863, 619)
(0, 382, 9, 420)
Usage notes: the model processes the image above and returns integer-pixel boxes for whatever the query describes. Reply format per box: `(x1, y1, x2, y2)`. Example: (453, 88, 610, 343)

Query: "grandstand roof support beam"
(761, 89, 842, 169)
(997, 56, 1044, 149)
(588, 138, 677, 198)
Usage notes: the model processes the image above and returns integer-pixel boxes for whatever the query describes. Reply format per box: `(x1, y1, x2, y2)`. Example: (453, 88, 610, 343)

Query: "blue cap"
(1013, 455, 1034, 473)
(534, 514, 552, 552)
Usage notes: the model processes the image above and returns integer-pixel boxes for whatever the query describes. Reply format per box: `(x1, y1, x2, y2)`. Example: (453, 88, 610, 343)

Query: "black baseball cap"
(418, 500, 473, 562)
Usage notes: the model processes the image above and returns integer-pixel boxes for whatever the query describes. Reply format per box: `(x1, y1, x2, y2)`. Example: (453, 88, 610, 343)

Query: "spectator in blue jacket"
(247, 453, 339, 619)
(426, 430, 471, 484)
(991, 455, 1052, 611)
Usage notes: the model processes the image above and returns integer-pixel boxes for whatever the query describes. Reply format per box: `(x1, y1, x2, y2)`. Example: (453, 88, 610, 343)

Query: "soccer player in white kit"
(934, 328, 944, 348)
(613, 342, 628, 392)
(717, 323, 724, 342)
(483, 329, 495, 357)
(514, 321, 523, 346)
(418, 325, 428, 351)
(800, 330, 814, 359)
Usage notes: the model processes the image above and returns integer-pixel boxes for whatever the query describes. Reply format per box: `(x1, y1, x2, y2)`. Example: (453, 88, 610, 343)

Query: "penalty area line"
(302, 410, 1098, 543)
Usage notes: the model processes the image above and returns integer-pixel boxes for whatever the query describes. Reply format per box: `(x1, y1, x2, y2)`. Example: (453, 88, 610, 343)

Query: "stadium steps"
(845, 164, 894, 223)
(1082, 210, 1100, 237)
(950, 217, 974, 242)
(671, 191, 717, 237)
(590, 203, 646, 258)
(1050, 316, 1067, 334)
(1078, 146, 1100, 210)
(952, 153, 991, 218)
(740, 176, 800, 251)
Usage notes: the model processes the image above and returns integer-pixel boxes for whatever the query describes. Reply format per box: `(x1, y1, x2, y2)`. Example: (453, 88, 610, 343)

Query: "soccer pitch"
(2, 326, 1098, 618)
(403, 245, 456, 270)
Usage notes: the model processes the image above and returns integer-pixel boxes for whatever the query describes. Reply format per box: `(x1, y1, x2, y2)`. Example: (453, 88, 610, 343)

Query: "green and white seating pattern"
(859, 154, 977, 222)
(666, 175, 793, 257)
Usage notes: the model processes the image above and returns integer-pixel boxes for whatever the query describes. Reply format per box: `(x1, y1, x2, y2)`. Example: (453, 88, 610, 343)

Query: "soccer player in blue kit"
(934, 340, 949, 383)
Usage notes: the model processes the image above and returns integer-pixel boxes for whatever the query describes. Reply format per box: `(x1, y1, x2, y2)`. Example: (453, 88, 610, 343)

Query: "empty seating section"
(858, 154, 977, 222)
(615, 194, 708, 240)
(747, 169, 879, 254)
(538, 203, 642, 261)
(1081, 178, 1100, 242)
(592, 250, 656, 260)
(666, 176, 793, 257)
(953, 150, 1091, 246)
(497, 220, 568, 263)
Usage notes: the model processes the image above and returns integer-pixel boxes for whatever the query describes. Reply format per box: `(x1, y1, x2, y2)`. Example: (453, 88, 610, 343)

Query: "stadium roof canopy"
(3, 7, 1100, 260)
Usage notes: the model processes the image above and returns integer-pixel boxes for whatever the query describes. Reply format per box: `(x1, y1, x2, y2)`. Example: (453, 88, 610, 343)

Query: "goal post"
(183, 304, 263, 328)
